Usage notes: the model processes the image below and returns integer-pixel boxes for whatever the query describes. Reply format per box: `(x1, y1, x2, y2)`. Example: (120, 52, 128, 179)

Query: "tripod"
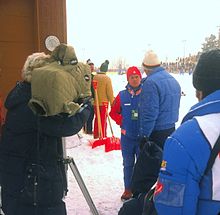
(63, 156, 99, 215)
(0, 186, 3, 215)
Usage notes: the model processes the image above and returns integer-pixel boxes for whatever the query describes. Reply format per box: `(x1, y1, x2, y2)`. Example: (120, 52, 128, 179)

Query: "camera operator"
(0, 52, 92, 215)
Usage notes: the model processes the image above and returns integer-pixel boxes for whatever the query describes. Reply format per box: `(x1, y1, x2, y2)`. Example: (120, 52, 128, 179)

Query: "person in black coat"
(83, 59, 95, 134)
(0, 52, 92, 215)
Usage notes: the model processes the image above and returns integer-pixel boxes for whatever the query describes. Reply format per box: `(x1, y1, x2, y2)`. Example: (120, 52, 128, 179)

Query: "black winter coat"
(0, 81, 91, 215)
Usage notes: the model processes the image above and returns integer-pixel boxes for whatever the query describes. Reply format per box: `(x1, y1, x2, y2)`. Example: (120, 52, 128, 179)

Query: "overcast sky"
(66, 0, 220, 67)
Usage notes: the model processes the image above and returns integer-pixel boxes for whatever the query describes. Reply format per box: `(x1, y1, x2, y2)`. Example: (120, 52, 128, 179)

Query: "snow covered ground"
(64, 73, 197, 215)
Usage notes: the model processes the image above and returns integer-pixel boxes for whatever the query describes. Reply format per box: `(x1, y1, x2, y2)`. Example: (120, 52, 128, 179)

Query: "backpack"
(118, 141, 162, 215)
(131, 141, 163, 197)
(142, 183, 157, 215)
(142, 135, 220, 215)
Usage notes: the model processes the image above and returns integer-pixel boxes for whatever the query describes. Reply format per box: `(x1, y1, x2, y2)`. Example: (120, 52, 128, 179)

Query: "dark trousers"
(119, 142, 163, 215)
(84, 106, 94, 133)
(118, 127, 175, 215)
(131, 141, 163, 197)
(131, 127, 175, 198)
(149, 127, 175, 149)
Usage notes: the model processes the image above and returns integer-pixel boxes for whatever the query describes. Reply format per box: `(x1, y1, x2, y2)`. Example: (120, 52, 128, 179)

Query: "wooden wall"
(0, 0, 67, 105)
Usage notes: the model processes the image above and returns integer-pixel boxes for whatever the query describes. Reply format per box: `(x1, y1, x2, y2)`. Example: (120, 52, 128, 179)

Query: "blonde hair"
(22, 52, 51, 82)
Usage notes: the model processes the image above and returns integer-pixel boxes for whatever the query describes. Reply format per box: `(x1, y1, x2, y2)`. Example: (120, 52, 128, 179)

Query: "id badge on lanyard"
(131, 110, 138, 120)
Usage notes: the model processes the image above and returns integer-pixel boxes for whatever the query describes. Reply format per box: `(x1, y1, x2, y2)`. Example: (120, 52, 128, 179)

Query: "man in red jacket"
(110, 66, 142, 201)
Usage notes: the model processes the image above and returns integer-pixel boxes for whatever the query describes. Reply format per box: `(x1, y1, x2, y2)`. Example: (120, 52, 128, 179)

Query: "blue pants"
(121, 134, 140, 190)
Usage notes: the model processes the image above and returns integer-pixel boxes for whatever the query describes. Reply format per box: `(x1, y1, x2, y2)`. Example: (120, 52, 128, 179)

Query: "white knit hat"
(142, 50, 160, 69)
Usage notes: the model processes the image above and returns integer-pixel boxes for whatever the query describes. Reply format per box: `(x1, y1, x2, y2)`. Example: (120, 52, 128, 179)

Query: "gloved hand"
(77, 96, 92, 105)
(143, 141, 163, 159)
(139, 136, 149, 151)
(77, 99, 92, 113)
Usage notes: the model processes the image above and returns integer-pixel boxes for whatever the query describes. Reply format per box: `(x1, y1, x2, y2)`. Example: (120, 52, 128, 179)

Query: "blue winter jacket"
(154, 90, 220, 215)
(139, 67, 181, 137)
(120, 84, 141, 139)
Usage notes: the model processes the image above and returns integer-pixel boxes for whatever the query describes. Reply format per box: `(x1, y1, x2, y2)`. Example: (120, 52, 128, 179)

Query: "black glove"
(77, 96, 92, 105)
(77, 99, 92, 114)
(139, 136, 149, 151)
(143, 141, 163, 159)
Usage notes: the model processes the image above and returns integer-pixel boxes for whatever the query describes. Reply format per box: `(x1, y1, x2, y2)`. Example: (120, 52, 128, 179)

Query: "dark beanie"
(193, 49, 220, 93)
(86, 58, 94, 65)
(100, 60, 109, 72)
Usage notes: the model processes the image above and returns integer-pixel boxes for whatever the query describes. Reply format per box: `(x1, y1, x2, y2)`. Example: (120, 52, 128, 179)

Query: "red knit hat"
(126, 66, 142, 81)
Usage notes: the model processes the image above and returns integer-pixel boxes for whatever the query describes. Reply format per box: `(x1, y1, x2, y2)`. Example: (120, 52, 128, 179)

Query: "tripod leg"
(62, 138, 69, 197)
(68, 157, 99, 215)
(62, 138, 68, 174)
(0, 185, 4, 215)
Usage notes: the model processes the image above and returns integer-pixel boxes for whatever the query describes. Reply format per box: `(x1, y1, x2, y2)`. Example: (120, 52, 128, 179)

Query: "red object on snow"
(104, 136, 121, 152)
(104, 101, 121, 152)
(91, 137, 107, 148)
(91, 81, 109, 148)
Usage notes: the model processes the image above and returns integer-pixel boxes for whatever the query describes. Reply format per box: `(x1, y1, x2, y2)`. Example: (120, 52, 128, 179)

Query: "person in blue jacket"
(109, 66, 142, 201)
(154, 49, 220, 215)
(0, 52, 92, 215)
(139, 50, 181, 149)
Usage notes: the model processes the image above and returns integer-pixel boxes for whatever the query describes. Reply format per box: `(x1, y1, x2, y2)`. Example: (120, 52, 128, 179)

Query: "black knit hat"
(100, 60, 109, 72)
(193, 49, 220, 93)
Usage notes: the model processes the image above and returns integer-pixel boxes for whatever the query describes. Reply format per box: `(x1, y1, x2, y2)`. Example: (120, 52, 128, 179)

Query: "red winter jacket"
(109, 94, 122, 126)
(110, 84, 141, 139)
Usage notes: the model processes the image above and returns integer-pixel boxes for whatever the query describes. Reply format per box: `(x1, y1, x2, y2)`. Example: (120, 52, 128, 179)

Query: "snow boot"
(121, 189, 132, 201)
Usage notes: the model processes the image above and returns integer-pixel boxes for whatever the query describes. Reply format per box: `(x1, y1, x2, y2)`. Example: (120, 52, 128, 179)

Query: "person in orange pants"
(93, 60, 114, 138)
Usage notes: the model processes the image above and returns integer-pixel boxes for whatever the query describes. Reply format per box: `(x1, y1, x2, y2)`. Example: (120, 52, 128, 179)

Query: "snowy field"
(64, 73, 197, 215)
